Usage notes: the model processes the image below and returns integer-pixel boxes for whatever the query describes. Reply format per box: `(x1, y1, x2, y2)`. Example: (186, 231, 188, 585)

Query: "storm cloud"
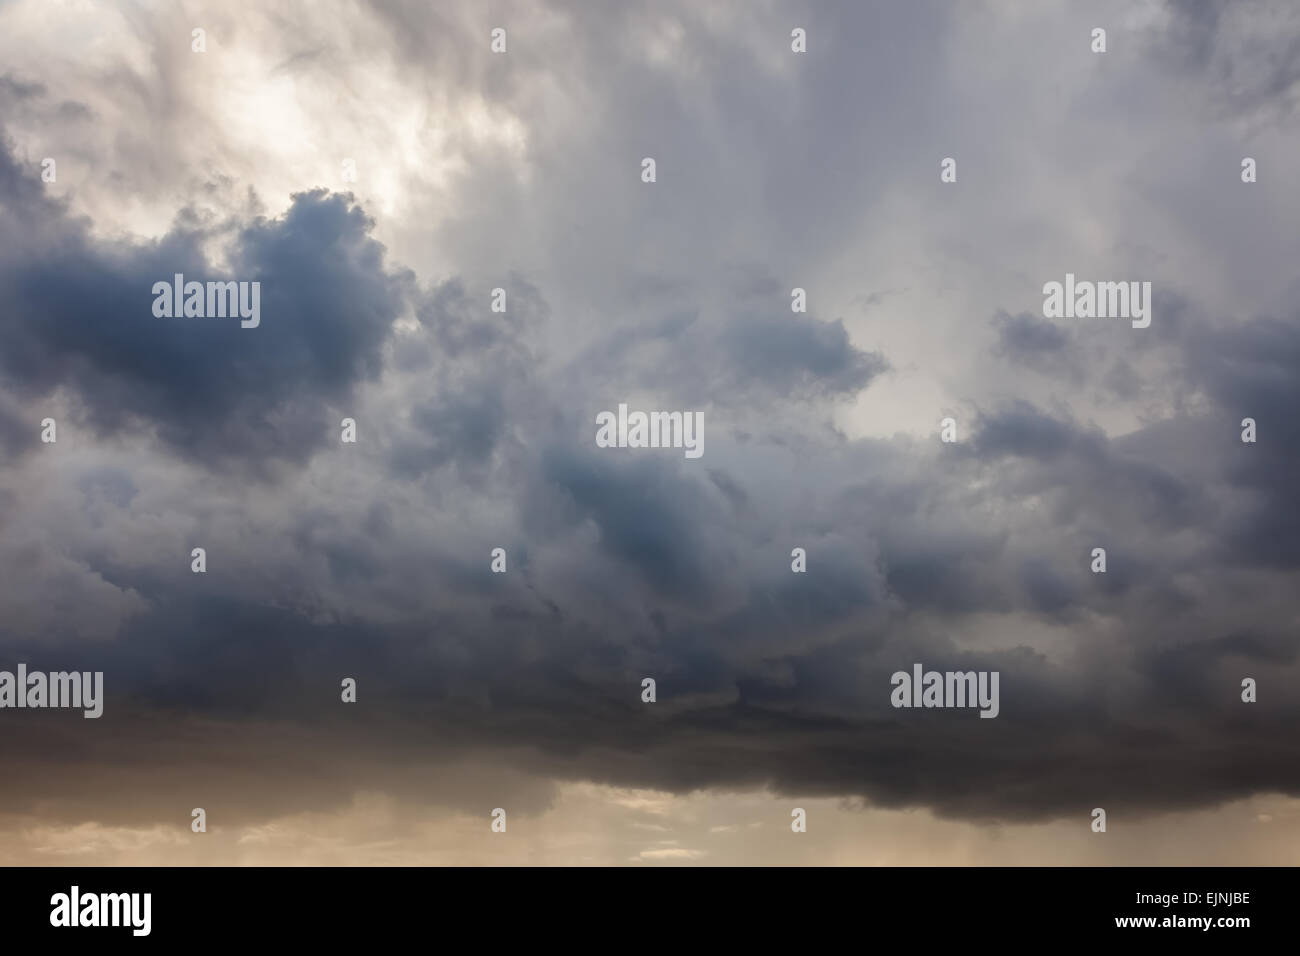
(0, 0, 1297, 862)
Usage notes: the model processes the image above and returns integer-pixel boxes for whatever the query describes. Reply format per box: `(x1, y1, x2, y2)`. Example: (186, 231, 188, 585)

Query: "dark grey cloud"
(972, 400, 1087, 462)
(0, 144, 412, 472)
(994, 311, 1070, 359)
(0, 72, 44, 103)
(561, 277, 889, 413)
(1158, 0, 1300, 118)
(0, 392, 37, 457)
(991, 311, 1088, 388)
(389, 377, 510, 479)
(1184, 316, 1300, 569)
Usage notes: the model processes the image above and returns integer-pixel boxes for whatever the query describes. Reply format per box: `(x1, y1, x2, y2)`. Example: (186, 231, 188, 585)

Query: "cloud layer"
(0, 0, 1298, 860)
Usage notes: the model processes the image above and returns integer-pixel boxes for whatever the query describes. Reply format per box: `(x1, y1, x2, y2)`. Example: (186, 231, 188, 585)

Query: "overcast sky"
(0, 0, 1298, 865)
